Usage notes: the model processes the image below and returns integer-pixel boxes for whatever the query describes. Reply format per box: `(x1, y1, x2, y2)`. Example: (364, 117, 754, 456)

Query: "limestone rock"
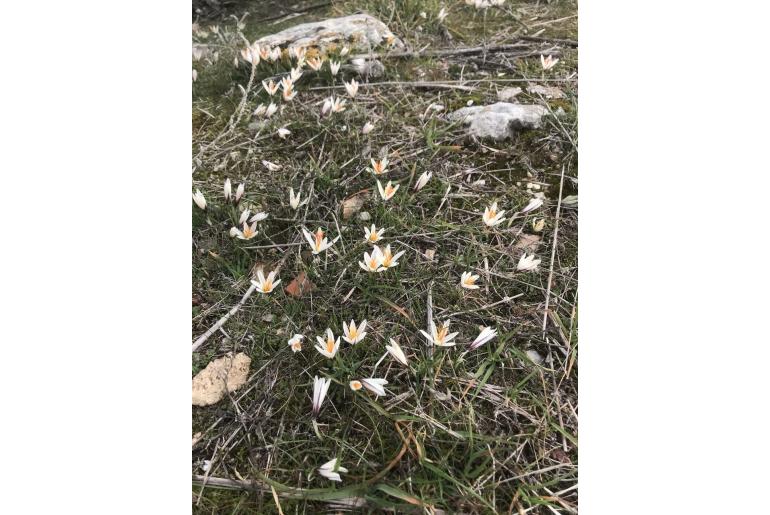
(192, 352, 251, 406)
(527, 84, 566, 99)
(254, 14, 403, 51)
(448, 102, 547, 140)
(497, 87, 522, 102)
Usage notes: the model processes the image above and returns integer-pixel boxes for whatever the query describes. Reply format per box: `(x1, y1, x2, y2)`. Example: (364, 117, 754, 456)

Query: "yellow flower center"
(385, 185, 394, 196)
(349, 327, 357, 339)
(262, 281, 272, 292)
(436, 325, 448, 344)
(368, 257, 378, 269)
(350, 381, 362, 390)
(326, 338, 335, 354)
(464, 277, 475, 285)
(314, 229, 324, 250)
(369, 233, 379, 242)
(243, 226, 255, 238)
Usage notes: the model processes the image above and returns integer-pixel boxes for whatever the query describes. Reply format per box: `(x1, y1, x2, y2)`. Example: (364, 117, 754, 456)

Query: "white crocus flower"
(239, 208, 251, 225)
(307, 57, 324, 71)
(362, 121, 375, 134)
(520, 197, 544, 214)
(360, 378, 388, 397)
(344, 79, 359, 98)
(290, 67, 303, 82)
(380, 245, 405, 270)
(330, 96, 347, 113)
(315, 328, 340, 359)
(318, 458, 347, 482)
(265, 102, 279, 118)
(340, 45, 350, 57)
(224, 178, 232, 200)
(277, 128, 291, 139)
(370, 158, 389, 175)
(420, 319, 458, 347)
(288, 46, 304, 61)
(460, 271, 480, 290)
(249, 211, 268, 223)
(329, 60, 341, 76)
(377, 180, 399, 201)
(288, 334, 304, 353)
(469, 327, 497, 351)
(192, 69, 198, 82)
(192, 189, 206, 210)
(282, 86, 297, 102)
(240, 46, 259, 64)
(235, 183, 245, 203)
(289, 188, 306, 210)
(302, 227, 337, 254)
(262, 160, 281, 172)
(364, 224, 385, 244)
(321, 98, 332, 116)
(438, 7, 448, 22)
(233, 221, 258, 240)
(281, 79, 297, 101)
(258, 46, 271, 61)
(253, 104, 267, 117)
(414, 171, 432, 191)
(269, 47, 282, 62)
(262, 79, 279, 96)
(342, 319, 367, 345)
(482, 202, 506, 227)
(517, 253, 541, 272)
(359, 246, 384, 273)
(386, 338, 408, 366)
(192, 46, 203, 61)
(540, 54, 559, 71)
(251, 268, 280, 293)
(311, 376, 331, 418)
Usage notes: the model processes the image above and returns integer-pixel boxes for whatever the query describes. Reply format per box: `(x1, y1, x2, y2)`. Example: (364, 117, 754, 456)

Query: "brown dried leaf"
(514, 234, 542, 253)
(341, 190, 369, 219)
(192, 352, 251, 406)
(285, 271, 315, 298)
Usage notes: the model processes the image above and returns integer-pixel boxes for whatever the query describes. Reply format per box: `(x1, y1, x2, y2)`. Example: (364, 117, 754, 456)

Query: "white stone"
(448, 102, 547, 140)
(254, 14, 403, 51)
(497, 87, 522, 102)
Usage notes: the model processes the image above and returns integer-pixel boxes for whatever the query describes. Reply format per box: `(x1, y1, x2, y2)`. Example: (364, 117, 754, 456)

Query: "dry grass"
(192, 0, 577, 512)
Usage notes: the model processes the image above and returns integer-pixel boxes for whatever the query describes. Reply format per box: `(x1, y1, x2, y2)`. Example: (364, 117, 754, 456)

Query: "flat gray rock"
(254, 14, 403, 51)
(448, 102, 547, 140)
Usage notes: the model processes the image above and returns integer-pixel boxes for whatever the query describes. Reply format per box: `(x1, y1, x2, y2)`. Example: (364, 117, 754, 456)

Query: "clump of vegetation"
(193, 0, 577, 512)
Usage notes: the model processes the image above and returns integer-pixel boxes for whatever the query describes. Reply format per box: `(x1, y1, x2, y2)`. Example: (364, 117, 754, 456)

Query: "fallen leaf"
(514, 234, 542, 253)
(285, 271, 315, 298)
(192, 352, 251, 406)
(551, 448, 571, 463)
(423, 249, 436, 261)
(341, 190, 369, 219)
